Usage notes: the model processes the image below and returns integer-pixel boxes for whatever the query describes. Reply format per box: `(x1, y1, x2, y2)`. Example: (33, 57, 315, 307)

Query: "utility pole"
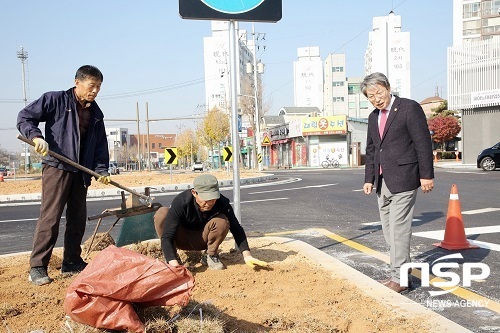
(146, 102, 152, 171)
(17, 46, 29, 175)
(136, 102, 142, 171)
(246, 24, 265, 171)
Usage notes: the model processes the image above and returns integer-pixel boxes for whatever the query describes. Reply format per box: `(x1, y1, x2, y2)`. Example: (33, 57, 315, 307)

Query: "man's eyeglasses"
(367, 90, 387, 101)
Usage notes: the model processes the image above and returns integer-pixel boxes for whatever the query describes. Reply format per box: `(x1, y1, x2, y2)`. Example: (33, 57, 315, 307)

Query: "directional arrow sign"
(164, 147, 178, 165)
(223, 146, 233, 162)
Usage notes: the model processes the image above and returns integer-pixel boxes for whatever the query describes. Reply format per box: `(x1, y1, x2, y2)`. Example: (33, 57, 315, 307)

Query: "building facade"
(293, 46, 324, 110)
(448, 0, 500, 163)
(364, 11, 411, 98)
(129, 133, 176, 169)
(203, 21, 259, 114)
(323, 53, 348, 116)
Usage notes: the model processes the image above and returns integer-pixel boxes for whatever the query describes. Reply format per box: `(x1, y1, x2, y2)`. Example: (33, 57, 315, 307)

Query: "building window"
(482, 16, 500, 34)
(152, 143, 156, 149)
(463, 3, 480, 19)
(110, 131, 117, 135)
(482, 0, 500, 16)
(360, 101, 370, 109)
(333, 97, 344, 102)
(463, 19, 481, 35)
(332, 66, 344, 72)
(332, 81, 344, 87)
(348, 85, 361, 94)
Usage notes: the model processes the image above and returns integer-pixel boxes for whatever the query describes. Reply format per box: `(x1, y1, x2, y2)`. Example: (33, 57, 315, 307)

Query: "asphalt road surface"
(1, 167, 499, 332)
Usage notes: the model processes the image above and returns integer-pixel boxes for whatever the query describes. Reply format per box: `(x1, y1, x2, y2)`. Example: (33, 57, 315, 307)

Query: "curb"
(265, 236, 473, 333)
(0, 174, 276, 203)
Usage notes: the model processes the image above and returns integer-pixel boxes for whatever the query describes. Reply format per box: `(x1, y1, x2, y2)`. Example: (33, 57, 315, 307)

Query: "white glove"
(33, 138, 49, 156)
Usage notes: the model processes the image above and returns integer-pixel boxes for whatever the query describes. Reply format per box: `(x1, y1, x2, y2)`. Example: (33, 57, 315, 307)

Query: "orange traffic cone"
(0, 172, 4, 182)
(434, 184, 478, 250)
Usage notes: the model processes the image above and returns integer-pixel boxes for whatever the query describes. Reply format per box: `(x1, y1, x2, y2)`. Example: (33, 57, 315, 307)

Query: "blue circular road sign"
(200, 0, 265, 14)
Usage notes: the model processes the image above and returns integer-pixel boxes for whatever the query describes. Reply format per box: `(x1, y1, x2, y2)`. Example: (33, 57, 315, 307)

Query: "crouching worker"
(154, 174, 267, 270)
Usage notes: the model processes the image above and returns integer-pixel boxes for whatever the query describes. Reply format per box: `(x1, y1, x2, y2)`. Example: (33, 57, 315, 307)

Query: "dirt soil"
(0, 171, 434, 332)
(0, 170, 263, 195)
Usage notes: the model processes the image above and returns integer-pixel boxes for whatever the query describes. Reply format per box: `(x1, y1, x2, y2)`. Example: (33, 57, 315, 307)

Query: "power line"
(98, 77, 209, 100)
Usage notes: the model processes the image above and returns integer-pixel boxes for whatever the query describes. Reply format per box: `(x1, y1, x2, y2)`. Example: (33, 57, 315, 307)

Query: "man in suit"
(361, 72, 434, 293)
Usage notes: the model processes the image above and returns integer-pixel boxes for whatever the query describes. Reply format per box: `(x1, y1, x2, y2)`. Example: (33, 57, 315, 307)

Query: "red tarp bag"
(64, 245, 195, 332)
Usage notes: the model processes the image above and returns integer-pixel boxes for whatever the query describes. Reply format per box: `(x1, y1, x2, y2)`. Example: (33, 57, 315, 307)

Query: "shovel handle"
(17, 135, 151, 202)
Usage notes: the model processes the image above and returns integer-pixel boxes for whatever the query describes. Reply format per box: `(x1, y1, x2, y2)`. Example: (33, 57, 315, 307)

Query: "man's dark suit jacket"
(364, 95, 434, 194)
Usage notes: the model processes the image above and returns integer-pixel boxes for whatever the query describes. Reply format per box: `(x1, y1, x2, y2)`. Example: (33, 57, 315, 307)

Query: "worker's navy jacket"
(17, 87, 109, 186)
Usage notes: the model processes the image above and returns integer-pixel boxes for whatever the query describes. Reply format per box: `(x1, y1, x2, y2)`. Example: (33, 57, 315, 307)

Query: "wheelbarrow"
(84, 187, 162, 259)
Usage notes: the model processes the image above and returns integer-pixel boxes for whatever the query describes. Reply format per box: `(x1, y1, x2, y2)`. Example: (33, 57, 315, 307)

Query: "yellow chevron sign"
(223, 146, 233, 162)
(164, 147, 178, 164)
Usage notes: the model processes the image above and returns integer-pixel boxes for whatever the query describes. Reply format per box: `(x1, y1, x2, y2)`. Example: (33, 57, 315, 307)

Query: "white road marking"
(248, 183, 338, 195)
(414, 225, 500, 252)
(0, 218, 37, 223)
(241, 198, 288, 204)
(462, 208, 500, 215)
(362, 218, 421, 226)
(361, 221, 381, 226)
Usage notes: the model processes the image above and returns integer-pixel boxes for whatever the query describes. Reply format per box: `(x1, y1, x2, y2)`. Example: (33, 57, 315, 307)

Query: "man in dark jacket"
(154, 174, 268, 270)
(17, 65, 111, 286)
(361, 72, 434, 293)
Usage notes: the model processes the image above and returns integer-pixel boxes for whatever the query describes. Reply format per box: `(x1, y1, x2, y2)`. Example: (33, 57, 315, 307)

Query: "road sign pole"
(229, 20, 241, 222)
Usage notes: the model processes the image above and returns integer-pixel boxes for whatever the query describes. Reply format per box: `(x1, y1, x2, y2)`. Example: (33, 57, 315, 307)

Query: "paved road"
(1, 166, 499, 332)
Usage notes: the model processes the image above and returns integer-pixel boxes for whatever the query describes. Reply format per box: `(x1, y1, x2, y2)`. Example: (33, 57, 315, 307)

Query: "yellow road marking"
(264, 227, 500, 314)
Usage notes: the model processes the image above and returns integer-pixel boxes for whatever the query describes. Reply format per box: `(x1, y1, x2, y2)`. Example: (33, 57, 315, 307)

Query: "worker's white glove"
(33, 137, 49, 156)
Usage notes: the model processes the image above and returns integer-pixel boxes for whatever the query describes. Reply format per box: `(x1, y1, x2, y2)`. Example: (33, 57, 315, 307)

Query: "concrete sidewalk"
(433, 160, 477, 169)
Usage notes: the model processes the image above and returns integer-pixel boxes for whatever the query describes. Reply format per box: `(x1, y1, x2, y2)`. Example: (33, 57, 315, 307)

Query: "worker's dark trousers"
(30, 165, 88, 268)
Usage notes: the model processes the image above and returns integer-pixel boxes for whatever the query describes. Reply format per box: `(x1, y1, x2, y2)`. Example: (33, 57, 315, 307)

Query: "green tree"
(429, 100, 458, 118)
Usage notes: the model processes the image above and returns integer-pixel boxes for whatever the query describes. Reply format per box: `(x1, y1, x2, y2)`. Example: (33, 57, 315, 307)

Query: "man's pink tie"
(379, 109, 388, 139)
(379, 109, 388, 174)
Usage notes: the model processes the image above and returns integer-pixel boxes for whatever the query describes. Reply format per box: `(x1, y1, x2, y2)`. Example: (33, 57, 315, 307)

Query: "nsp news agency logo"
(400, 253, 490, 297)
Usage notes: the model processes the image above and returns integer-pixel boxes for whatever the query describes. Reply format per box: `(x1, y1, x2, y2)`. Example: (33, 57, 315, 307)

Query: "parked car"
(477, 142, 500, 171)
(108, 163, 120, 175)
(192, 161, 204, 172)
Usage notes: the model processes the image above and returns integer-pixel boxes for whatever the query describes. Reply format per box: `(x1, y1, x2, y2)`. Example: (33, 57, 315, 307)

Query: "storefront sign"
(302, 115, 347, 135)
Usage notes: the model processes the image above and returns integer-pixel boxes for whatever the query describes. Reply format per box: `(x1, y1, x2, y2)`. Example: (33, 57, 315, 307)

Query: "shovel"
(17, 135, 153, 205)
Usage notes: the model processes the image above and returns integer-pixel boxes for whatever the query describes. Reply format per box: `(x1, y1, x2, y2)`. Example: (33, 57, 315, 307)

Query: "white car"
(108, 163, 120, 175)
(192, 162, 204, 172)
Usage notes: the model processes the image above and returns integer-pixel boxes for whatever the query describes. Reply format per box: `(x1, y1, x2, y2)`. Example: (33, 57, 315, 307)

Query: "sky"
(0, 0, 452, 153)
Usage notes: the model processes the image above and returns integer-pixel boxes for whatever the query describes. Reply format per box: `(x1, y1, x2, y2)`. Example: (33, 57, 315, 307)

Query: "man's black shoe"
(61, 261, 88, 275)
